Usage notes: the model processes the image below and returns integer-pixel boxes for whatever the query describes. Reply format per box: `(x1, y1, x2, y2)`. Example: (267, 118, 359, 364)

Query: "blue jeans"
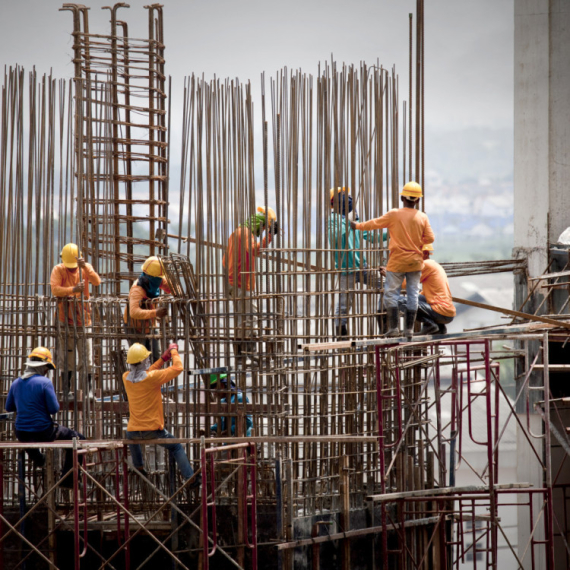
(398, 294, 454, 326)
(335, 270, 368, 327)
(384, 271, 421, 311)
(126, 429, 194, 481)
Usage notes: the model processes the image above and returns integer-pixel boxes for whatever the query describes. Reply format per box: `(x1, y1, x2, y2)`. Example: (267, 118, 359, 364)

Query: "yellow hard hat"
(127, 343, 152, 365)
(257, 206, 277, 223)
(401, 181, 423, 200)
(422, 244, 434, 253)
(141, 256, 164, 278)
(329, 187, 350, 203)
(28, 346, 56, 370)
(61, 243, 80, 268)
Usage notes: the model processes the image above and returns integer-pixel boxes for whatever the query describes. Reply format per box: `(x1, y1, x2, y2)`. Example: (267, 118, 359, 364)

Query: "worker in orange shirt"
(50, 243, 101, 398)
(124, 256, 170, 362)
(350, 182, 434, 338)
(223, 206, 278, 361)
(123, 342, 199, 486)
(397, 244, 455, 335)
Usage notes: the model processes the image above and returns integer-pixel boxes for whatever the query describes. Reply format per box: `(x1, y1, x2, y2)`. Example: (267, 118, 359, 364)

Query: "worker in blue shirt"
(209, 374, 253, 437)
(6, 347, 85, 487)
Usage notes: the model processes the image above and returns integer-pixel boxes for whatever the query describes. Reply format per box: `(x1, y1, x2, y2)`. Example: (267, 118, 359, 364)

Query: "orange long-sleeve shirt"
(355, 208, 434, 273)
(123, 281, 171, 333)
(420, 259, 456, 318)
(123, 350, 183, 431)
(50, 263, 101, 326)
(223, 227, 271, 291)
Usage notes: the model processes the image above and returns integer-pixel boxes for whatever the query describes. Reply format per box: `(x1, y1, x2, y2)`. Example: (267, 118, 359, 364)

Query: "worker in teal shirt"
(209, 374, 253, 437)
(328, 187, 387, 338)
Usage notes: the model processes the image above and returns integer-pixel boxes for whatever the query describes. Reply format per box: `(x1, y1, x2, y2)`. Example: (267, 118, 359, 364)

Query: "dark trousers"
(16, 424, 86, 476)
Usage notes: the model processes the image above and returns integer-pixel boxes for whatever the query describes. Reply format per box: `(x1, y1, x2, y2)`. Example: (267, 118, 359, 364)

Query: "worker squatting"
(5, 182, 454, 486)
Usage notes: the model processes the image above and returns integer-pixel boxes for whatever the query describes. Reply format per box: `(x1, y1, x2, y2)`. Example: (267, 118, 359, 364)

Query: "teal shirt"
(328, 213, 387, 274)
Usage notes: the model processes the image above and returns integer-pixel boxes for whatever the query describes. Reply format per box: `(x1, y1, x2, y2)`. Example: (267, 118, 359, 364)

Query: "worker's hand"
(168, 342, 178, 353)
(72, 283, 84, 294)
(75, 256, 86, 269)
(349, 220, 358, 231)
(155, 306, 168, 319)
(379, 266, 387, 277)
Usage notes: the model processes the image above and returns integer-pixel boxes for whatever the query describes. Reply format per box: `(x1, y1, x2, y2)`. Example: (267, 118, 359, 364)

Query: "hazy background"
(0, 0, 514, 263)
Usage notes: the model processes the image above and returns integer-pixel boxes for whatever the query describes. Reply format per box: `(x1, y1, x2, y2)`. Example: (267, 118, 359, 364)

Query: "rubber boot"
(404, 310, 417, 339)
(416, 321, 439, 336)
(376, 311, 386, 335)
(437, 324, 448, 335)
(384, 307, 400, 338)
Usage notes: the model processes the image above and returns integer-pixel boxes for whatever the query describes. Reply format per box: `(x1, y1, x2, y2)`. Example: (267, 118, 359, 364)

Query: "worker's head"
(244, 206, 278, 237)
(141, 256, 165, 279)
(209, 373, 235, 397)
(330, 187, 353, 217)
(400, 181, 422, 208)
(26, 347, 56, 375)
(127, 343, 152, 367)
(422, 243, 434, 261)
(61, 243, 80, 271)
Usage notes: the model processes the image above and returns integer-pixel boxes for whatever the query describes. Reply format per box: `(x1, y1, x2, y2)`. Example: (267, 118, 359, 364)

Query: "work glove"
(349, 220, 358, 231)
(161, 342, 178, 362)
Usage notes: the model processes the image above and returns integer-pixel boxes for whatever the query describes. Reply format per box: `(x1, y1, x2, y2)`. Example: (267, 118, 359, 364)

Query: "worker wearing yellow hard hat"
(50, 242, 101, 399)
(223, 205, 279, 363)
(396, 243, 455, 336)
(123, 342, 200, 487)
(350, 182, 434, 338)
(328, 187, 388, 338)
(124, 255, 171, 362)
(6, 346, 86, 487)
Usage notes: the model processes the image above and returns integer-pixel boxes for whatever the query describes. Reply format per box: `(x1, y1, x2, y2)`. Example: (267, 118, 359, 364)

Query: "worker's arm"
(50, 266, 74, 297)
(154, 350, 183, 386)
(44, 383, 60, 415)
(128, 286, 157, 321)
(422, 219, 435, 245)
(254, 231, 273, 255)
(353, 212, 391, 232)
(83, 263, 101, 287)
(5, 385, 15, 412)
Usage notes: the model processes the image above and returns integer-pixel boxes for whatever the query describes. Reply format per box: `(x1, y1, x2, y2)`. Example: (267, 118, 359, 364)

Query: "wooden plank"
(529, 270, 570, 281)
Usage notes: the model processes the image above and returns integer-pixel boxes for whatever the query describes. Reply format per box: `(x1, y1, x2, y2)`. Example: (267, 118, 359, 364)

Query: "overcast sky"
(1, 0, 513, 132)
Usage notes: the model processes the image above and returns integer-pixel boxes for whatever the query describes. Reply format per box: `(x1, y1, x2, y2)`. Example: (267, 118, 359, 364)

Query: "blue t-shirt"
(210, 391, 253, 437)
(5, 375, 59, 432)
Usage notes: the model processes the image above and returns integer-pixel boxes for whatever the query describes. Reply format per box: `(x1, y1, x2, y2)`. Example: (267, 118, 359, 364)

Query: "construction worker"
(124, 256, 170, 363)
(350, 182, 434, 338)
(395, 244, 455, 335)
(209, 373, 253, 437)
(328, 187, 387, 338)
(5, 347, 86, 487)
(123, 342, 199, 486)
(50, 243, 101, 398)
(223, 206, 278, 361)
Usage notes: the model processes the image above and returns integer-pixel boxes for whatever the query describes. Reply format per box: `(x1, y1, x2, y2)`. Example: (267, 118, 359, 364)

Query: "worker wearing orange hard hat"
(124, 256, 172, 363)
(50, 243, 101, 399)
(6, 346, 86, 487)
(223, 206, 278, 362)
(350, 182, 434, 338)
(396, 243, 455, 335)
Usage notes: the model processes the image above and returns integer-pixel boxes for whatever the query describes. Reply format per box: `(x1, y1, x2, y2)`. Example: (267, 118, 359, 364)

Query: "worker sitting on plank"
(124, 256, 170, 363)
(383, 244, 456, 336)
(50, 243, 101, 399)
(328, 187, 387, 339)
(123, 342, 200, 487)
(5, 347, 86, 488)
(350, 182, 434, 338)
(209, 373, 253, 437)
(223, 206, 278, 363)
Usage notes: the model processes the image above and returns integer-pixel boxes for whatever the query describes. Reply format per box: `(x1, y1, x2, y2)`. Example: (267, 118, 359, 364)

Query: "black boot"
(384, 307, 400, 338)
(404, 310, 417, 339)
(376, 310, 386, 335)
(335, 324, 348, 339)
(416, 321, 439, 336)
(437, 324, 448, 335)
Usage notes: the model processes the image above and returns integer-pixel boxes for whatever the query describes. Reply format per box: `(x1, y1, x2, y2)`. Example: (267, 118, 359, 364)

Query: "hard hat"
(127, 343, 152, 365)
(401, 181, 423, 200)
(422, 244, 434, 253)
(27, 347, 56, 370)
(329, 187, 350, 202)
(141, 256, 164, 278)
(257, 206, 277, 223)
(209, 373, 228, 385)
(61, 243, 80, 268)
